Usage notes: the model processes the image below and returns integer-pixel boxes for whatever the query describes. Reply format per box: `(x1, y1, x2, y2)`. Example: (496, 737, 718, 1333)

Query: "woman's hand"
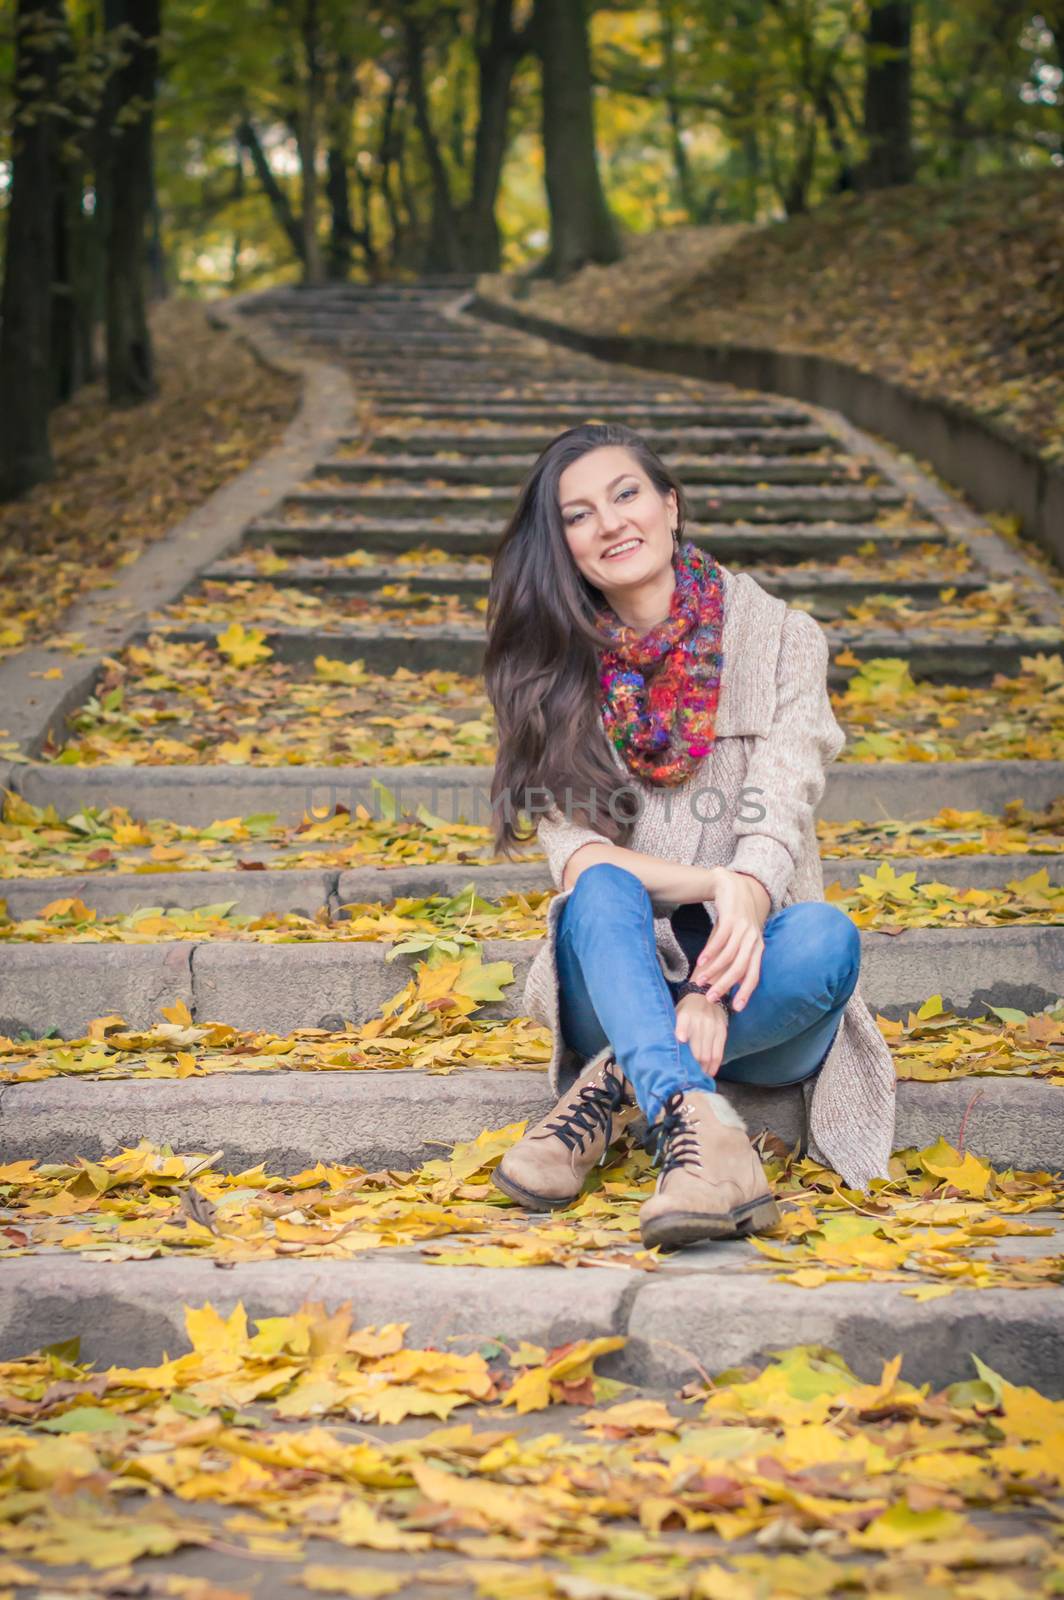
(690, 868, 771, 1013)
(675, 992, 729, 1077)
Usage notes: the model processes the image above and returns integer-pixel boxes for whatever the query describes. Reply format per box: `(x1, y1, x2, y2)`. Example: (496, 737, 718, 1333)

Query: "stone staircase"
(0, 283, 1061, 1385)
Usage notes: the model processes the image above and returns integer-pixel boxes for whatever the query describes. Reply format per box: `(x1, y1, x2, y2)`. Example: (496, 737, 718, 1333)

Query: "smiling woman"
(483, 422, 896, 1251)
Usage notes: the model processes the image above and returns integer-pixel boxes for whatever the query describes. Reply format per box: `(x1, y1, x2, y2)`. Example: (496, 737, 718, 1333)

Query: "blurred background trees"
(1, 0, 1061, 496)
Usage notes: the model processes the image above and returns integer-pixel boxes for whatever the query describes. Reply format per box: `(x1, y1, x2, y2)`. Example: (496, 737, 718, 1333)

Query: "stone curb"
(1, 852, 1059, 921)
(2, 1072, 1059, 1176)
(462, 290, 1064, 579)
(0, 1256, 1059, 1391)
(8, 759, 1063, 829)
(1, 926, 1060, 1038)
(0, 302, 356, 760)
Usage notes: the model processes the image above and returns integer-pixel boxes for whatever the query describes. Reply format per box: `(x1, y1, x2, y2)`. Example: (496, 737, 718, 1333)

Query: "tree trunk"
(404, 14, 465, 273)
(464, 0, 531, 271)
(660, 0, 698, 220)
(533, 0, 621, 280)
(237, 119, 304, 262)
(0, 0, 67, 499)
(325, 50, 357, 281)
(103, 0, 160, 405)
(861, 0, 914, 188)
(297, 0, 323, 287)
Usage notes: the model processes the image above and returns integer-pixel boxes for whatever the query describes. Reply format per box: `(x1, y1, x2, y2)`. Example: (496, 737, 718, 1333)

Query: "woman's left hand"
(675, 992, 729, 1077)
(690, 868, 771, 1013)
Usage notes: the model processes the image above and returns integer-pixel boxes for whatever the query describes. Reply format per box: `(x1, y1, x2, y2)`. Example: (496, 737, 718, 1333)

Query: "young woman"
(483, 422, 896, 1251)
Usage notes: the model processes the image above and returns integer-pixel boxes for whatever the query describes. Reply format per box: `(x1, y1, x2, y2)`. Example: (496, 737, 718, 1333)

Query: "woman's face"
(557, 446, 678, 596)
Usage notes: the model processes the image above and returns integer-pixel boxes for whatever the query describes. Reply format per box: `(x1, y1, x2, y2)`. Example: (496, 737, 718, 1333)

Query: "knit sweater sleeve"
(725, 606, 845, 915)
(536, 805, 617, 891)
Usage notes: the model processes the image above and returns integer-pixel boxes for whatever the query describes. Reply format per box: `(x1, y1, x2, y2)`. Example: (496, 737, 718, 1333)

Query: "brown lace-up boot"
(493, 1046, 640, 1210)
(639, 1089, 779, 1249)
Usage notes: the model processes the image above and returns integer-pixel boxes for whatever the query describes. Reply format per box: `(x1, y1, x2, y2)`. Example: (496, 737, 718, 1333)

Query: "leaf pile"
(0, 784, 511, 878)
(211, 541, 493, 578)
(822, 581, 1059, 640)
(3, 789, 1060, 880)
(43, 640, 1064, 767)
(3, 988, 1060, 1090)
(156, 579, 486, 633)
(0, 1126, 1059, 1292)
(0, 301, 297, 662)
(833, 652, 1064, 762)
(3, 869, 1060, 944)
(45, 638, 496, 768)
(759, 533, 977, 583)
(1, 1308, 1061, 1597)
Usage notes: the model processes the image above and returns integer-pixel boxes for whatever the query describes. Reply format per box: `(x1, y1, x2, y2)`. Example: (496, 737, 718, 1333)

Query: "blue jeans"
(557, 862, 861, 1126)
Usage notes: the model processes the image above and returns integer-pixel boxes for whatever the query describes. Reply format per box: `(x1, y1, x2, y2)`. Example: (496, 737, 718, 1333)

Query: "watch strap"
(676, 978, 731, 1012)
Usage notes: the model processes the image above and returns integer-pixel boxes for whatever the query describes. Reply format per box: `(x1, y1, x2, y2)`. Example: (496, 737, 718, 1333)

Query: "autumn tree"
(100, 0, 161, 402)
(531, 0, 621, 278)
(0, 0, 70, 498)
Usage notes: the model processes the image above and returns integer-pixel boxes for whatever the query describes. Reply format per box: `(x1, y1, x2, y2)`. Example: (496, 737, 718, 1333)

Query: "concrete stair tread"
(3, 1069, 1060, 1177)
(2, 925, 1061, 1038)
(2, 851, 1059, 917)
(201, 556, 987, 597)
(246, 518, 945, 553)
(11, 758, 1063, 828)
(1, 1254, 1059, 1388)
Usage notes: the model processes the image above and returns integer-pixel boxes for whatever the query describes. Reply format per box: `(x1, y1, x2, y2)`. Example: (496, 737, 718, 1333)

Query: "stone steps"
(4, 1069, 1060, 1181)
(369, 400, 819, 426)
(10, 757, 1060, 828)
(246, 516, 935, 560)
(3, 851, 1057, 921)
(2, 282, 1061, 1400)
(281, 483, 905, 521)
(202, 556, 987, 611)
(357, 425, 841, 454)
(2, 925, 1060, 1038)
(146, 620, 1059, 683)
(317, 453, 866, 486)
(2, 1254, 1058, 1389)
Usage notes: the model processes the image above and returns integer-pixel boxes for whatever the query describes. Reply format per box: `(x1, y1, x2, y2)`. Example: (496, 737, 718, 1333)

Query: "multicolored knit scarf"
(595, 540, 725, 785)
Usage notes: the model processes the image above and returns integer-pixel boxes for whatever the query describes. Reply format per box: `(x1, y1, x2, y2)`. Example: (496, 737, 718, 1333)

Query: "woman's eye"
(565, 487, 638, 525)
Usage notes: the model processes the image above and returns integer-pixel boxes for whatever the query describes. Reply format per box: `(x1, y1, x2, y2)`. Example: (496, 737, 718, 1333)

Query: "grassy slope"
(480, 171, 1063, 468)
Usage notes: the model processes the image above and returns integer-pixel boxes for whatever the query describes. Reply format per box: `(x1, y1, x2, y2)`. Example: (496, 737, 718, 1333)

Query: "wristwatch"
(675, 978, 732, 1012)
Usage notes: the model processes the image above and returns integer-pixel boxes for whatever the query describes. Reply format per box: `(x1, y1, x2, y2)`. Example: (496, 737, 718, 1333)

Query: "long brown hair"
(484, 422, 690, 857)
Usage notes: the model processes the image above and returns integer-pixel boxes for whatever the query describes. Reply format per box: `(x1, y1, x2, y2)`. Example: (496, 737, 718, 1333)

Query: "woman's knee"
(775, 902, 860, 1002)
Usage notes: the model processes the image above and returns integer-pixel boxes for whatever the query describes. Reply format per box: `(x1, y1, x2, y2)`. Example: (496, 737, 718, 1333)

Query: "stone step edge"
(1, 926, 1060, 1040)
(6, 759, 1063, 833)
(2, 852, 1059, 920)
(142, 621, 1063, 672)
(200, 559, 994, 598)
(3, 1073, 1059, 1180)
(0, 1257, 1059, 1391)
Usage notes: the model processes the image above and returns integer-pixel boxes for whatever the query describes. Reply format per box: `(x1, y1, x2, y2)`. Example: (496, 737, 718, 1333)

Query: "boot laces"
(648, 1091, 703, 1178)
(545, 1063, 630, 1163)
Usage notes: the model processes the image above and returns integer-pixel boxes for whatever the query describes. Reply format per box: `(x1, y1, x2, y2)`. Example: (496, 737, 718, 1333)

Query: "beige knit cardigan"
(521, 562, 897, 1190)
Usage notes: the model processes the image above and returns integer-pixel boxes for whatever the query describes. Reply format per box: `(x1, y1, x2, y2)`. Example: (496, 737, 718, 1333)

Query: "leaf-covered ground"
(34, 643, 1064, 767)
(0, 1122, 1059, 1292)
(1, 867, 1061, 944)
(2, 790, 1061, 880)
(1, 1306, 1061, 1598)
(480, 170, 1064, 467)
(2, 963, 1060, 1086)
(0, 302, 299, 663)
(153, 576, 1063, 648)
